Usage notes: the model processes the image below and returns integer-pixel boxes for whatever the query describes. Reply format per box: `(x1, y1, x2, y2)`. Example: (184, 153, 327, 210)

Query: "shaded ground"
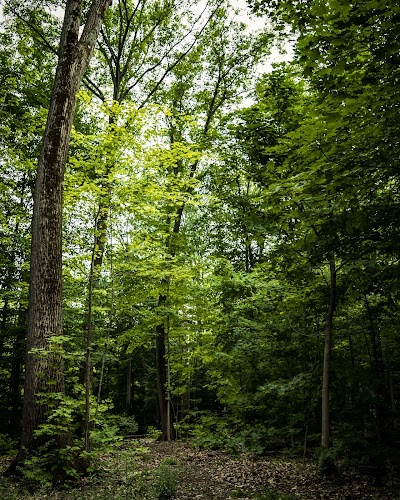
(1, 439, 399, 499)
(133, 440, 400, 499)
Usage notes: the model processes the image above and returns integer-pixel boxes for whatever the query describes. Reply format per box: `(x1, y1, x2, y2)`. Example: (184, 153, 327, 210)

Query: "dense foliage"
(0, 0, 399, 488)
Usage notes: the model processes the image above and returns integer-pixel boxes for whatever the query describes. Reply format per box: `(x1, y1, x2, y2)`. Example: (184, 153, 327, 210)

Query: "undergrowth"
(0, 440, 180, 499)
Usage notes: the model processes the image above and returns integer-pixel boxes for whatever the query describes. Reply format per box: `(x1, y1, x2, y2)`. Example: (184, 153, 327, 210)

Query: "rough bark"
(8, 0, 111, 471)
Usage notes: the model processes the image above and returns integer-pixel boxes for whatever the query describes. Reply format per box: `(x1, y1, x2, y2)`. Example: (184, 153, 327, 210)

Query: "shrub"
(154, 460, 181, 499)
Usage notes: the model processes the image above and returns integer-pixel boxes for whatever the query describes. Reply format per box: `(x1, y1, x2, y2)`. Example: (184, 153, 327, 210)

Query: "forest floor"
(1, 439, 400, 499)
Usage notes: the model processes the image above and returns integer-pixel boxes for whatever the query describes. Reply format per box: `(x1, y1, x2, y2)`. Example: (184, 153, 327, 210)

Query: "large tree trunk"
(321, 255, 336, 449)
(7, 0, 111, 472)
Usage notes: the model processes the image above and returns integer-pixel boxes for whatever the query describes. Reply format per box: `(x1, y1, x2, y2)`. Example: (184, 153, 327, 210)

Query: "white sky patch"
(51, 0, 294, 63)
(230, 0, 294, 62)
(228, 0, 294, 106)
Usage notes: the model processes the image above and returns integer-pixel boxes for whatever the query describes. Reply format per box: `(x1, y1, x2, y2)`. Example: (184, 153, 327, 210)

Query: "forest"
(0, 0, 399, 498)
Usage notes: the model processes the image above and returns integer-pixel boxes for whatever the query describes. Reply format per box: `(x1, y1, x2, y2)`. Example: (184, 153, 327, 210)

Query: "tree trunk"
(84, 246, 95, 452)
(0, 300, 8, 363)
(7, 0, 111, 472)
(365, 296, 391, 443)
(126, 358, 133, 416)
(154, 58, 226, 441)
(8, 321, 26, 435)
(156, 294, 174, 441)
(321, 255, 336, 449)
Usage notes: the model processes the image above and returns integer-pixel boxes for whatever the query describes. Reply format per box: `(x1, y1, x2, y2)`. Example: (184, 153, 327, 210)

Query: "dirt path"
(133, 440, 399, 499)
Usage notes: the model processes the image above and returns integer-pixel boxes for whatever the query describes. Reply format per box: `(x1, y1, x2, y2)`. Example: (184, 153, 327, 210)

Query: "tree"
(7, 0, 111, 473)
(0, 20, 52, 435)
(246, 0, 400, 459)
(63, 1, 271, 442)
(64, 0, 225, 448)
